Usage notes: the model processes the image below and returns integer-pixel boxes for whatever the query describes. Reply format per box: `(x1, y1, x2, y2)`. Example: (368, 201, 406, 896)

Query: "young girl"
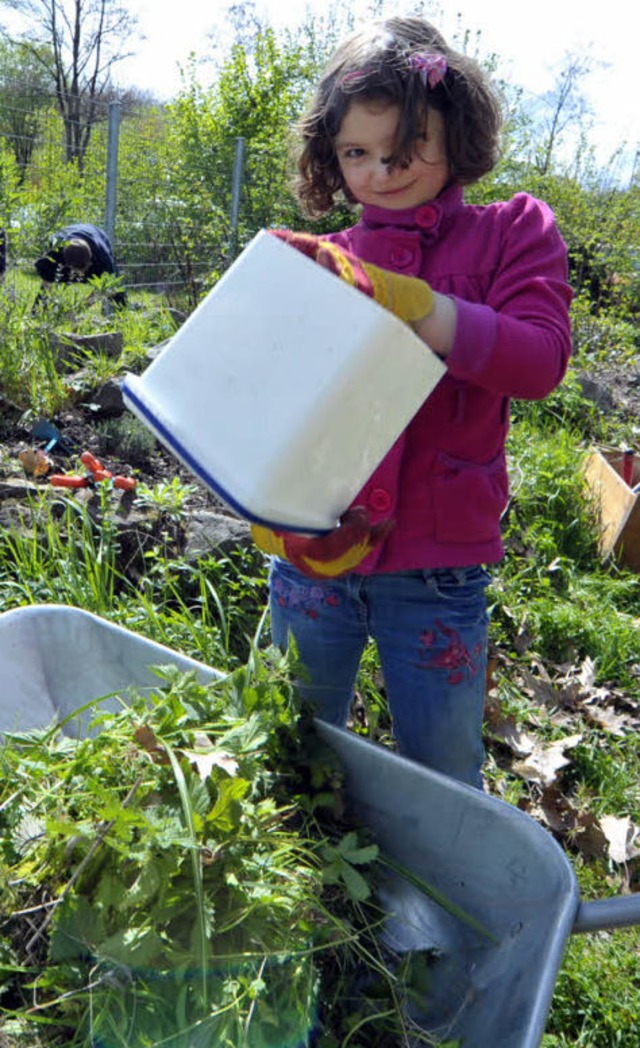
(253, 15, 573, 788)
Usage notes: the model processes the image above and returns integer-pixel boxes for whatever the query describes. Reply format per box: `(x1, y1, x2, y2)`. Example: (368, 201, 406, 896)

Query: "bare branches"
(2, 0, 140, 166)
(535, 52, 600, 176)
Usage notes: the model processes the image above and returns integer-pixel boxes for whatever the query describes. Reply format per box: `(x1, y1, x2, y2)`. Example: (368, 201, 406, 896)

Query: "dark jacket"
(34, 223, 126, 305)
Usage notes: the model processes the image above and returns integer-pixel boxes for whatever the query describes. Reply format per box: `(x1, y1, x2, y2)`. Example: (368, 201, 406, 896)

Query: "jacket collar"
(359, 182, 463, 238)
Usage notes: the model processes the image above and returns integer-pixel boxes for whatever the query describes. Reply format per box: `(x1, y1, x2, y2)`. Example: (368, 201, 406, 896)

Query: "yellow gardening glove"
(252, 507, 394, 580)
(270, 230, 434, 325)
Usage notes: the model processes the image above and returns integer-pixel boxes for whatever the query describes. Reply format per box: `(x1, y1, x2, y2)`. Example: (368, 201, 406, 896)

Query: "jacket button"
(389, 247, 414, 268)
(369, 487, 392, 512)
(415, 204, 439, 230)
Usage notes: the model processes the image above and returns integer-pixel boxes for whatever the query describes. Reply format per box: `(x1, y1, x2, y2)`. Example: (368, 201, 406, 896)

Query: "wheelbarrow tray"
(0, 604, 638, 1048)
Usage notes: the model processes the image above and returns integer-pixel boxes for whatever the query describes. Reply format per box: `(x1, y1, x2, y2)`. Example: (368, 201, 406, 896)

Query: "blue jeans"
(269, 559, 491, 788)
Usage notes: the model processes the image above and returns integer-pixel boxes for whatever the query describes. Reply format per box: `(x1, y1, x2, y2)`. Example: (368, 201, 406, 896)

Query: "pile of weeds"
(0, 653, 460, 1048)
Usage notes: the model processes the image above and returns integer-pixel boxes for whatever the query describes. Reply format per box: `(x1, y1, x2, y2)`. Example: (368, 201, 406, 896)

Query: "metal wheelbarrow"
(0, 603, 638, 1048)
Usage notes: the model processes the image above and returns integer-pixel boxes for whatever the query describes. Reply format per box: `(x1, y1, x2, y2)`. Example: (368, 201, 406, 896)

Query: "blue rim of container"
(122, 376, 330, 537)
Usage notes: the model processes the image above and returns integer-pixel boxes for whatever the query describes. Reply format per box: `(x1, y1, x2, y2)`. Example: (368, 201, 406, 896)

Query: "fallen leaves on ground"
(486, 650, 640, 884)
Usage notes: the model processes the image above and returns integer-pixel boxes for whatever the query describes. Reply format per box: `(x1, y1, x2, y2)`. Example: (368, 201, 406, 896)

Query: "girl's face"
(334, 99, 449, 210)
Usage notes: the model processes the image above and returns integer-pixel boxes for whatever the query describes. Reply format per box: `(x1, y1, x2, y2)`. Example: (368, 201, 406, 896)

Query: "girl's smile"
(334, 100, 449, 210)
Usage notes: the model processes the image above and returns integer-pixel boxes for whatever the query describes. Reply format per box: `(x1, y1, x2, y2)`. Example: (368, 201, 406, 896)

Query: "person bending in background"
(252, 15, 573, 789)
(34, 222, 127, 308)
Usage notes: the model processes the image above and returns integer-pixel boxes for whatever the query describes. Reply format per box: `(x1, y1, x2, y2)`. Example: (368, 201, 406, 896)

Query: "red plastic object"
(622, 450, 634, 486)
(113, 476, 136, 492)
(50, 474, 88, 489)
(80, 450, 104, 473)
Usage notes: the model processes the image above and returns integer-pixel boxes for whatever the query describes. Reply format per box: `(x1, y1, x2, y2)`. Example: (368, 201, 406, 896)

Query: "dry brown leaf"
(577, 656, 597, 689)
(183, 747, 239, 782)
(512, 733, 582, 787)
(517, 667, 561, 708)
(530, 656, 553, 683)
(133, 723, 169, 763)
(488, 712, 537, 757)
(556, 657, 611, 706)
(192, 731, 213, 749)
(483, 692, 503, 727)
(600, 815, 640, 865)
(570, 810, 609, 860)
(585, 704, 632, 737)
(134, 724, 162, 751)
(485, 653, 500, 693)
(534, 785, 580, 836)
(548, 709, 580, 730)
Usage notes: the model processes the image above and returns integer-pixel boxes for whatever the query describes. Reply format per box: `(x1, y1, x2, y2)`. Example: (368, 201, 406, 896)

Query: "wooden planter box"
(582, 448, 640, 570)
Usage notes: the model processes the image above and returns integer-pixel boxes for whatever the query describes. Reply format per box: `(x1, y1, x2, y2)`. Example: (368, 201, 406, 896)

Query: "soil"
(1, 355, 639, 572)
(0, 376, 240, 585)
(0, 329, 238, 505)
(576, 360, 640, 424)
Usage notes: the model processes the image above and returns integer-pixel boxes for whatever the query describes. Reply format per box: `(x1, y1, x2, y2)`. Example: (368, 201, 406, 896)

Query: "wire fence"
(0, 82, 284, 309)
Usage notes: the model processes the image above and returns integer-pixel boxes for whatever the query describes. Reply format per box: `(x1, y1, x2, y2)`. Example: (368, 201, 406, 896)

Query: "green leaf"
(97, 924, 165, 967)
(336, 831, 379, 865)
(206, 777, 250, 832)
(338, 859, 371, 903)
(49, 895, 105, 961)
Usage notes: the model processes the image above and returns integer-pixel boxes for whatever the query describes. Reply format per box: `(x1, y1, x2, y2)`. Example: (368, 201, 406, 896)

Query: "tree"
(2, 0, 140, 167)
(0, 39, 53, 178)
(531, 53, 596, 176)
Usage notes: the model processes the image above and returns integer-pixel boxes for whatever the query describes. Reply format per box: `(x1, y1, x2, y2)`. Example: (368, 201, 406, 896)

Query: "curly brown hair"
(295, 16, 503, 216)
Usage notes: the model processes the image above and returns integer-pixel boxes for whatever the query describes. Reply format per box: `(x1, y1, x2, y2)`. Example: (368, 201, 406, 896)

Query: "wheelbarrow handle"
(573, 893, 640, 934)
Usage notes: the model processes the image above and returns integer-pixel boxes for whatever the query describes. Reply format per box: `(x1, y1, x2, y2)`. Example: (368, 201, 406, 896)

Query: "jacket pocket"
(432, 450, 509, 543)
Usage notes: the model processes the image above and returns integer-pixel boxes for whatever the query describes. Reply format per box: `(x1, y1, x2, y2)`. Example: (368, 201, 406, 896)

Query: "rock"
(184, 510, 252, 560)
(0, 476, 39, 499)
(49, 330, 124, 371)
(0, 500, 33, 533)
(0, 394, 22, 425)
(62, 330, 124, 357)
(145, 338, 172, 361)
(82, 379, 125, 418)
(576, 374, 617, 413)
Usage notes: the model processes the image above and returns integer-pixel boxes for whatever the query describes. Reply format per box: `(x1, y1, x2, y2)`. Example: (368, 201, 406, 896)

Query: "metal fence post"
(229, 137, 245, 261)
(105, 102, 121, 246)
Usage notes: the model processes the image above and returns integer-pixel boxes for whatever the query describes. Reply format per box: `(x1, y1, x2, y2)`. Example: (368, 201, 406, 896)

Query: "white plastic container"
(122, 230, 445, 534)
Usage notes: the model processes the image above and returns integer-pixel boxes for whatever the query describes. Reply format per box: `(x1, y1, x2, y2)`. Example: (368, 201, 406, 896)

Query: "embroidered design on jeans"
(272, 574, 341, 620)
(418, 619, 482, 684)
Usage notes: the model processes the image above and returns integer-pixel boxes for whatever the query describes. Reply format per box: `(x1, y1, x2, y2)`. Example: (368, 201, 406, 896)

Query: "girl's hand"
(269, 229, 434, 325)
(252, 507, 394, 579)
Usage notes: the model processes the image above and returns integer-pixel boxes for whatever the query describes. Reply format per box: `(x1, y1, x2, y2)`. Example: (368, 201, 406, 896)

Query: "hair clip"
(340, 69, 366, 87)
(409, 53, 447, 89)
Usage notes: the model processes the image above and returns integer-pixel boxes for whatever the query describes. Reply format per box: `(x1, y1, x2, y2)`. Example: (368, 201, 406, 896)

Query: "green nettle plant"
(0, 657, 463, 1048)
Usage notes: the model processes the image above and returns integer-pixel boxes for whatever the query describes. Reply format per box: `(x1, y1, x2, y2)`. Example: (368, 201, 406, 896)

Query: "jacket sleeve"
(445, 193, 573, 400)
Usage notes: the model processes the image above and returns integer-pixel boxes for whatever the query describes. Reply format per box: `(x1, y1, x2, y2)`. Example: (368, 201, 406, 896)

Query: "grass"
(1, 278, 640, 1044)
(0, 272, 175, 416)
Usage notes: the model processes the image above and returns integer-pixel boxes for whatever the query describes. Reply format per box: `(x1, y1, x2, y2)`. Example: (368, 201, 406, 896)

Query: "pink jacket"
(325, 183, 573, 572)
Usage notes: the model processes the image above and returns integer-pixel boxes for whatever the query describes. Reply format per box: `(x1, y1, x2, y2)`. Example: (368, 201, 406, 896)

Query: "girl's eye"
(341, 147, 365, 160)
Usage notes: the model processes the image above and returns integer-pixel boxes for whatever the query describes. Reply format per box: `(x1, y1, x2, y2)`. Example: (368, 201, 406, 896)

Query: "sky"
(114, 0, 638, 181)
(8, 0, 639, 181)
